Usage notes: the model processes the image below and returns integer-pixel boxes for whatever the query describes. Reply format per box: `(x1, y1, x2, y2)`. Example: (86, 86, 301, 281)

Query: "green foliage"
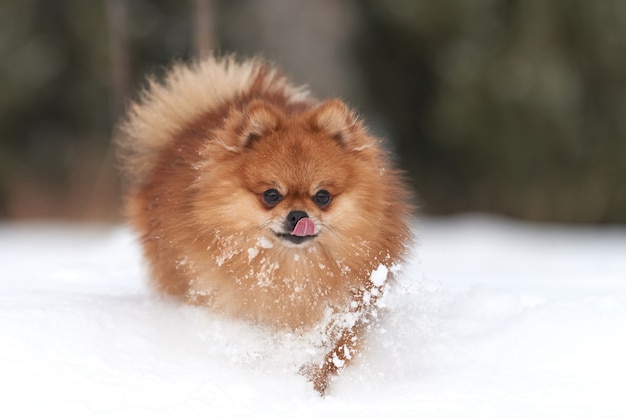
(0, 0, 194, 218)
(356, 0, 626, 222)
(1, 0, 625, 222)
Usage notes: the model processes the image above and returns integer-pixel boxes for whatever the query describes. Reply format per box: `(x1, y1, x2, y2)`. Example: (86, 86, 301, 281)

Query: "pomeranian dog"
(116, 55, 412, 395)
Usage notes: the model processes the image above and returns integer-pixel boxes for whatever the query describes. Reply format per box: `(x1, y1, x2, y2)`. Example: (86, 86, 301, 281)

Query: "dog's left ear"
(307, 99, 375, 151)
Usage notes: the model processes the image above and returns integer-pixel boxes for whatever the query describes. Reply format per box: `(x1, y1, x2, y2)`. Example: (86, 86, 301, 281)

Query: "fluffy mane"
(116, 55, 311, 187)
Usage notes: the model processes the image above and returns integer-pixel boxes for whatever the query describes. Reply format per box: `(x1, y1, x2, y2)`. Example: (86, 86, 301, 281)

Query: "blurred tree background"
(1, 0, 625, 223)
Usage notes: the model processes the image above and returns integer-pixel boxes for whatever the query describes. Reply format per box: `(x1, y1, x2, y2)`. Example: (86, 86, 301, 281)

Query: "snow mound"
(1, 216, 625, 417)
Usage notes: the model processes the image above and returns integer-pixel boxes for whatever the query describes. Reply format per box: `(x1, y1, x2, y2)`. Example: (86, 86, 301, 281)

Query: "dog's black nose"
(286, 210, 308, 231)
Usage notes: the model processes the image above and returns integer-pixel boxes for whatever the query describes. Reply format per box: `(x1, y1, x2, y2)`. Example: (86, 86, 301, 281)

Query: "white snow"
(1, 215, 626, 417)
(369, 264, 389, 287)
(247, 247, 259, 262)
(256, 236, 274, 249)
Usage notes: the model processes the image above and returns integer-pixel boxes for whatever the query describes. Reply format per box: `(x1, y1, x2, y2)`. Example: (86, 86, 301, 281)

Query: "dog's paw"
(299, 362, 334, 396)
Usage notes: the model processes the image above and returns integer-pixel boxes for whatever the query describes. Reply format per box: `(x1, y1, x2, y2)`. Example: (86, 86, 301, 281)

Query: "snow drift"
(1, 215, 625, 417)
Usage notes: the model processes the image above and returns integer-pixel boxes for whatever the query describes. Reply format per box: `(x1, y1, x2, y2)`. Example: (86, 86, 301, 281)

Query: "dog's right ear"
(240, 101, 283, 146)
(217, 101, 284, 151)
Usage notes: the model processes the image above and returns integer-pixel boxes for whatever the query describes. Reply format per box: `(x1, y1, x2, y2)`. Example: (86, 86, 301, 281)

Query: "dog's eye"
(312, 190, 332, 207)
(262, 189, 283, 207)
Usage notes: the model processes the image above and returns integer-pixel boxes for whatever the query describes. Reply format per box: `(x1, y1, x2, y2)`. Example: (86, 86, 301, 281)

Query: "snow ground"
(1, 215, 625, 417)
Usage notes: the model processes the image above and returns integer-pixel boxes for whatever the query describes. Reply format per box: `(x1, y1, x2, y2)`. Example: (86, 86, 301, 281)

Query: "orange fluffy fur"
(117, 55, 413, 394)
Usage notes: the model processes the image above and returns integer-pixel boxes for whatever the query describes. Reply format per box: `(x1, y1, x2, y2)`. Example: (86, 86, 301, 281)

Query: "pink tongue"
(290, 218, 315, 237)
